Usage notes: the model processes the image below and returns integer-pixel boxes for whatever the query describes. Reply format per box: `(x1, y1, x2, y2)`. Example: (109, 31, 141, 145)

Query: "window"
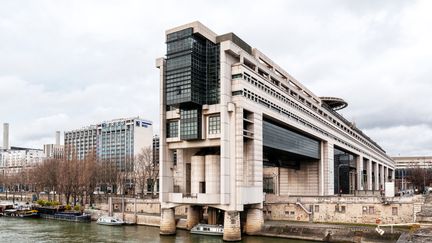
(314, 205, 319, 213)
(208, 115, 221, 134)
(167, 120, 178, 138)
(263, 177, 274, 194)
(392, 207, 398, 216)
(173, 150, 177, 166)
(369, 206, 375, 214)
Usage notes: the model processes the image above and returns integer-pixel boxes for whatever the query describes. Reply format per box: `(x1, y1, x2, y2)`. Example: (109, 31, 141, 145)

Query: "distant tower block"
(3, 123, 9, 150)
(56, 131, 61, 145)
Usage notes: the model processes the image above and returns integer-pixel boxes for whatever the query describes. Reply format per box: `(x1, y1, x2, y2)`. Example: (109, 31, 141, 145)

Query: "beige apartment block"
(157, 22, 394, 241)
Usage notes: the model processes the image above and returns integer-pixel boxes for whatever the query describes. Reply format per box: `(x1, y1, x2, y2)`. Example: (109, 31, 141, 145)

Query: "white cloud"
(0, 0, 431, 156)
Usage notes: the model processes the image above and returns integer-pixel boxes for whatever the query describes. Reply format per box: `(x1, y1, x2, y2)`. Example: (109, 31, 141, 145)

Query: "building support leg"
(186, 206, 201, 230)
(160, 208, 176, 235)
(223, 211, 241, 241)
(208, 207, 217, 225)
(245, 208, 264, 235)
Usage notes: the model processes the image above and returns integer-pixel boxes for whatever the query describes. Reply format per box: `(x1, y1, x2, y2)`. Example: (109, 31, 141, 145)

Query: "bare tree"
(134, 147, 159, 198)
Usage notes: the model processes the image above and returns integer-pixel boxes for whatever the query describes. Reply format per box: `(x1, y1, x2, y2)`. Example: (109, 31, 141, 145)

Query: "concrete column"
(374, 162, 380, 191)
(356, 155, 364, 190)
(392, 169, 395, 181)
(186, 206, 201, 230)
(223, 211, 241, 241)
(205, 155, 220, 194)
(367, 159, 372, 190)
(207, 207, 217, 225)
(3, 123, 9, 150)
(322, 141, 334, 195)
(385, 167, 389, 183)
(380, 164, 385, 190)
(160, 208, 176, 235)
(191, 155, 205, 194)
(245, 208, 264, 235)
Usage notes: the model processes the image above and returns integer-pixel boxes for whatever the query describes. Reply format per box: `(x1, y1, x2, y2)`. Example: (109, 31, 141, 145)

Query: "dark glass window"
(180, 107, 201, 140)
(167, 120, 178, 138)
(208, 115, 221, 134)
(263, 177, 274, 194)
(165, 28, 220, 106)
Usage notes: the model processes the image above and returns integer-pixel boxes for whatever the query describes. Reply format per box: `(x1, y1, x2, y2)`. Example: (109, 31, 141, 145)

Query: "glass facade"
(165, 28, 220, 141)
(180, 107, 201, 140)
(208, 115, 221, 134)
(167, 120, 179, 138)
(334, 147, 356, 194)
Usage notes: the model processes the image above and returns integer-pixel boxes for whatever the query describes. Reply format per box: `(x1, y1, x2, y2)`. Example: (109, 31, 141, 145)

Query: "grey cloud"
(0, 0, 431, 156)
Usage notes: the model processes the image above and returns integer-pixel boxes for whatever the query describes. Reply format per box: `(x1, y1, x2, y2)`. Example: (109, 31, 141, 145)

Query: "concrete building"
(0, 123, 45, 180)
(43, 131, 64, 159)
(392, 156, 432, 193)
(64, 117, 153, 171)
(157, 22, 394, 240)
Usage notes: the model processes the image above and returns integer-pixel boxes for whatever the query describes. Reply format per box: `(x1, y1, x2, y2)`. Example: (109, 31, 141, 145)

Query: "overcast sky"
(1, 0, 431, 156)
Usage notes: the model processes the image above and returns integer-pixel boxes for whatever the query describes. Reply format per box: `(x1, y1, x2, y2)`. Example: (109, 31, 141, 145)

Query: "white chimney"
(55, 131, 61, 145)
(3, 123, 9, 150)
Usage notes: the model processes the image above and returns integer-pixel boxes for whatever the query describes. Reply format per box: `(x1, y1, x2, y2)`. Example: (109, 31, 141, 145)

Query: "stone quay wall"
(264, 194, 424, 225)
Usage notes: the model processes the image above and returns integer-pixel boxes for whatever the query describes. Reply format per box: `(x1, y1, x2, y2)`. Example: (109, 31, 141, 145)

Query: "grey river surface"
(0, 217, 319, 243)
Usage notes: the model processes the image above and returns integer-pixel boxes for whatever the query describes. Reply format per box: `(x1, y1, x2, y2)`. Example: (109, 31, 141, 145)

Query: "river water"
(0, 217, 319, 243)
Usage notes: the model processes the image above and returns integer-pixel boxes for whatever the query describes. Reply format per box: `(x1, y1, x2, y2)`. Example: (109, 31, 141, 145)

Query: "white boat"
(190, 224, 224, 236)
(96, 216, 124, 226)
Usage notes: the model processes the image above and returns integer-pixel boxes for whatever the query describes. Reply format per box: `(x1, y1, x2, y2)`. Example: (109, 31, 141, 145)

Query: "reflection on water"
(0, 217, 318, 243)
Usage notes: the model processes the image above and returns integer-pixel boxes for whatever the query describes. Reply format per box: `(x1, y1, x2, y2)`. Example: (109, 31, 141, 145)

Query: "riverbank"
(0, 217, 315, 243)
(86, 208, 405, 242)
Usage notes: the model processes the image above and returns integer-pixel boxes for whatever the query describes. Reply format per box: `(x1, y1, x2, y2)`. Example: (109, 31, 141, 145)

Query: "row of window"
(167, 114, 221, 138)
(237, 71, 384, 156)
(235, 72, 386, 164)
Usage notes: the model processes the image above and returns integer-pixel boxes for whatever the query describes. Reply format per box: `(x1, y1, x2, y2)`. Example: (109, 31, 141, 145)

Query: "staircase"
(416, 195, 432, 223)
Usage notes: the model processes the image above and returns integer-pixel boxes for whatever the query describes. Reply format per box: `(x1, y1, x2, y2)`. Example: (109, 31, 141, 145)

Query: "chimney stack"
(3, 123, 9, 150)
(55, 131, 61, 145)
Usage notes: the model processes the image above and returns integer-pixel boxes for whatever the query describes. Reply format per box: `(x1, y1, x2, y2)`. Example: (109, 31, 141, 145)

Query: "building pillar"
(160, 208, 176, 235)
(380, 164, 385, 190)
(366, 159, 372, 190)
(186, 206, 201, 230)
(356, 155, 364, 190)
(223, 211, 241, 241)
(385, 167, 389, 183)
(208, 207, 217, 225)
(191, 156, 205, 194)
(374, 162, 379, 191)
(245, 208, 264, 235)
(205, 155, 220, 194)
(322, 141, 334, 195)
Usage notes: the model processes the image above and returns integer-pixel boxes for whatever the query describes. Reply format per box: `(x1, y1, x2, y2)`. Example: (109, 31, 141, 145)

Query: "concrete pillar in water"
(160, 208, 176, 235)
(207, 207, 217, 225)
(223, 211, 241, 241)
(205, 155, 220, 194)
(245, 208, 264, 235)
(191, 156, 205, 194)
(186, 205, 201, 230)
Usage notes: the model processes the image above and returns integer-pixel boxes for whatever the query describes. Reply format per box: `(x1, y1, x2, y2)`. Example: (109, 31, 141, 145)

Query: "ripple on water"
(0, 217, 318, 243)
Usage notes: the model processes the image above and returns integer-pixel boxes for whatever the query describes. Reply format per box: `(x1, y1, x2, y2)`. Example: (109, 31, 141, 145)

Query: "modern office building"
(44, 131, 64, 159)
(64, 117, 153, 171)
(392, 156, 432, 192)
(153, 135, 160, 165)
(157, 22, 395, 240)
(64, 125, 97, 160)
